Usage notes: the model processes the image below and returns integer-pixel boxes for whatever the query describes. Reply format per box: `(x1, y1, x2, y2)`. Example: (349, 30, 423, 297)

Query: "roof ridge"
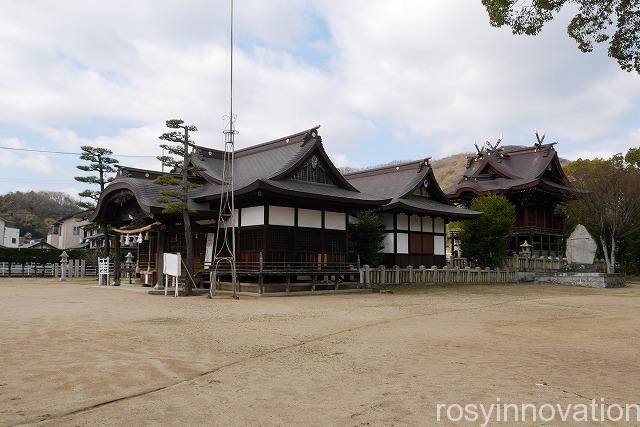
(188, 126, 321, 158)
(235, 126, 320, 157)
(501, 143, 556, 155)
(344, 160, 423, 177)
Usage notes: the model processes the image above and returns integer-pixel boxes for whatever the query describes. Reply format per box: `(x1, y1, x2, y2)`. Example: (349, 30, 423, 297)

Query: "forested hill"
(0, 191, 80, 239)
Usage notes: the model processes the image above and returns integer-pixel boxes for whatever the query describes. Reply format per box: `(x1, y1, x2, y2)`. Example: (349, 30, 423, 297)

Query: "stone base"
(559, 263, 599, 273)
(535, 272, 626, 288)
(516, 271, 536, 282)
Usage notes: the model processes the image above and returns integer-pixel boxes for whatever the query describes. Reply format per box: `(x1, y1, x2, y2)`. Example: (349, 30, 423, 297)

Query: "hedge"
(0, 248, 86, 264)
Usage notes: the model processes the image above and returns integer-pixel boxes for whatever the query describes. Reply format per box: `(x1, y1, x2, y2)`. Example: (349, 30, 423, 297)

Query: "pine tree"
(75, 146, 119, 258)
(154, 119, 201, 295)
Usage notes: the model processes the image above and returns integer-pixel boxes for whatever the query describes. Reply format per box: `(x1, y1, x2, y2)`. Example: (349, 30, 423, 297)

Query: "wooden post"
(286, 270, 291, 295)
(113, 234, 121, 286)
(155, 228, 165, 289)
(258, 252, 264, 294)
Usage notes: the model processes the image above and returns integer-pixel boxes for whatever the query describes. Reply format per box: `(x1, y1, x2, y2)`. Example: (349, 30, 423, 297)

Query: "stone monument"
(562, 224, 599, 272)
(535, 224, 626, 288)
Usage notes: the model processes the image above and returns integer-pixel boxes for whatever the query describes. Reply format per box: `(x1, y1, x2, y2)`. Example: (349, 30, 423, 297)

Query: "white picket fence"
(360, 265, 517, 286)
(448, 256, 607, 273)
(0, 260, 117, 278)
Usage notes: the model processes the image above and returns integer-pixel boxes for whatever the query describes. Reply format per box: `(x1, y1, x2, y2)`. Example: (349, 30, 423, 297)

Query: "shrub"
(459, 194, 515, 268)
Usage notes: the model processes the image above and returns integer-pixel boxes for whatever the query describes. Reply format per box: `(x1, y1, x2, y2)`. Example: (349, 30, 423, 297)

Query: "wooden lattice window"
(239, 230, 263, 251)
(268, 227, 294, 252)
(289, 155, 335, 185)
(294, 230, 323, 253)
(325, 231, 346, 254)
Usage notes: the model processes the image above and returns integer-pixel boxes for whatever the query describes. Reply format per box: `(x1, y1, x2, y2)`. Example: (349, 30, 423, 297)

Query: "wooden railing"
(359, 265, 517, 286)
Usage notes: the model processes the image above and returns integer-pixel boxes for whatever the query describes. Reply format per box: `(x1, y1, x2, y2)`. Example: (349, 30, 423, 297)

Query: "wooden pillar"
(113, 234, 121, 286)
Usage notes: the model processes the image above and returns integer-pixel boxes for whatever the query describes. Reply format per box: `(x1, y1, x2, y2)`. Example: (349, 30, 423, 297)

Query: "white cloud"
(0, 0, 638, 198)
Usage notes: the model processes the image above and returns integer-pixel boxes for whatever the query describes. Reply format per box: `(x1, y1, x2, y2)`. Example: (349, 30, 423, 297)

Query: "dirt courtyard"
(1, 279, 639, 426)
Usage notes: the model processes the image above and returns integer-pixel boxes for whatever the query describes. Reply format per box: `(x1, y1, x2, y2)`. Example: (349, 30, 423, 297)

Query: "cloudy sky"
(1, 0, 639, 197)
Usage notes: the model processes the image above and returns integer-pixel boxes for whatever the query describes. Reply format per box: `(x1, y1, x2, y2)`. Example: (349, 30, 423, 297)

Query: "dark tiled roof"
(345, 160, 480, 219)
(89, 176, 211, 222)
(191, 127, 379, 202)
(445, 144, 578, 199)
(93, 127, 390, 222)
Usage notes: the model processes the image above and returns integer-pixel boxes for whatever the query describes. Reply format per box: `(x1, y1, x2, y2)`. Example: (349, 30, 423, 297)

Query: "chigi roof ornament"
(418, 157, 432, 172)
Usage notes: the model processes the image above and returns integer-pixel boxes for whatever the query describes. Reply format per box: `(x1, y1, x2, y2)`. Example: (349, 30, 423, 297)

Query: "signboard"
(204, 233, 215, 268)
(163, 253, 181, 277)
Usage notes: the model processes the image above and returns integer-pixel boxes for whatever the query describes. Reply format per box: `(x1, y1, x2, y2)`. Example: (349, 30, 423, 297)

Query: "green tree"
(459, 194, 516, 268)
(75, 146, 119, 257)
(564, 151, 640, 273)
(348, 211, 386, 266)
(625, 147, 640, 168)
(482, 0, 640, 73)
(154, 119, 200, 295)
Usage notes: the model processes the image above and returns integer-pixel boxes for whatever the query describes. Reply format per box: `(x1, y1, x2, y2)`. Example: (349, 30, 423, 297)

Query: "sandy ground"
(0, 278, 639, 427)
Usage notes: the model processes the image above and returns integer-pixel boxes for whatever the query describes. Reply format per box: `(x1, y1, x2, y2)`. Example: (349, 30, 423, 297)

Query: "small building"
(20, 240, 57, 250)
(445, 141, 579, 257)
(0, 216, 20, 248)
(47, 215, 90, 249)
(345, 160, 479, 267)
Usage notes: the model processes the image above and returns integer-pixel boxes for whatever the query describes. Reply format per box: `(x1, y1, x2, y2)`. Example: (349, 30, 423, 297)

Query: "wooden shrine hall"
(90, 126, 478, 288)
(445, 138, 580, 257)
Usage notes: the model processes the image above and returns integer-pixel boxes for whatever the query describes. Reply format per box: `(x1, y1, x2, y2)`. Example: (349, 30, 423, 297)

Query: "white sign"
(163, 253, 181, 277)
(204, 233, 215, 268)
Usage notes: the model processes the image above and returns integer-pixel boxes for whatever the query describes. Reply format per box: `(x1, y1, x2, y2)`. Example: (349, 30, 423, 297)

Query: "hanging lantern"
(137, 233, 143, 244)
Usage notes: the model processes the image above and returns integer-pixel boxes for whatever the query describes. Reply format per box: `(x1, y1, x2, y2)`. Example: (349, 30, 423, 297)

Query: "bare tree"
(566, 155, 640, 273)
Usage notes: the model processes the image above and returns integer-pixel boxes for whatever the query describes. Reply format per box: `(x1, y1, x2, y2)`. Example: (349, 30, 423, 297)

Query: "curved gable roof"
(345, 160, 480, 219)
(445, 143, 576, 199)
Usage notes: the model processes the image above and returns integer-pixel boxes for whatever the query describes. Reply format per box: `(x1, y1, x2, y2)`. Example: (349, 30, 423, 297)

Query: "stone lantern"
(125, 252, 134, 284)
(519, 240, 532, 257)
(59, 251, 69, 282)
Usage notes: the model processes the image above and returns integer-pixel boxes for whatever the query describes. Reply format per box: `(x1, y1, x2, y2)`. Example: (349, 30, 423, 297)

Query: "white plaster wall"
(396, 233, 409, 254)
(396, 213, 409, 230)
(382, 233, 395, 253)
(422, 216, 433, 232)
(269, 206, 295, 226)
(241, 206, 264, 227)
(3, 227, 19, 248)
(325, 211, 346, 230)
(434, 217, 445, 233)
(380, 213, 394, 230)
(410, 215, 421, 231)
(434, 235, 445, 255)
(298, 209, 322, 228)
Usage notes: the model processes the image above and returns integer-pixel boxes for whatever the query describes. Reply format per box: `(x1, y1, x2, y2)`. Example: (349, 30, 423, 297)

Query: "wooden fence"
(360, 265, 517, 286)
